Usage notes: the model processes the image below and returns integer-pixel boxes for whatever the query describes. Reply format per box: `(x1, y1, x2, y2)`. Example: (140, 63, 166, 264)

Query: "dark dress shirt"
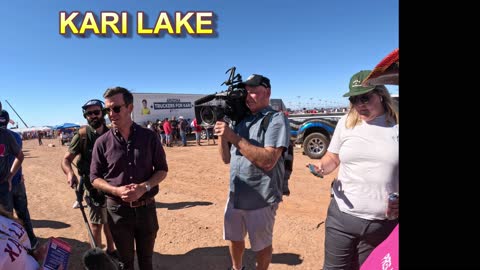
(90, 122, 168, 201)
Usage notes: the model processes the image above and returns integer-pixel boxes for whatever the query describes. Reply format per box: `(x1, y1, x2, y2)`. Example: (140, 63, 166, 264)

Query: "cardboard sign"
(41, 238, 71, 270)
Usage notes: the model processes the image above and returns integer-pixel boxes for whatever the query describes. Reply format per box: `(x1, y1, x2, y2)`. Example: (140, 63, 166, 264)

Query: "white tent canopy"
(11, 126, 52, 133)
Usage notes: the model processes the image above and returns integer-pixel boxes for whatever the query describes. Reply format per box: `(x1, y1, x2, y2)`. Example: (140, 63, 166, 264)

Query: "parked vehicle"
(270, 98, 288, 113)
(60, 132, 73, 146)
(200, 126, 215, 140)
(289, 114, 341, 159)
(269, 98, 343, 159)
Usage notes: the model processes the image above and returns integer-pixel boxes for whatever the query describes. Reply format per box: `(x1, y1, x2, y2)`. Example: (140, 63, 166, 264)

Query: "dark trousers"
(323, 198, 398, 270)
(0, 181, 38, 247)
(107, 199, 159, 270)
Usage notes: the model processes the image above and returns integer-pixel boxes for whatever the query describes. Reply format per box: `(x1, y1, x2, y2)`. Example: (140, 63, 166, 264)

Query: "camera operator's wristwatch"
(145, 183, 151, 192)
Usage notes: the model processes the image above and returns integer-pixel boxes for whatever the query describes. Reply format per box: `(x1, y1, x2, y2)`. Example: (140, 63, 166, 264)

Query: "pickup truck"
(60, 132, 73, 146)
(288, 113, 343, 159)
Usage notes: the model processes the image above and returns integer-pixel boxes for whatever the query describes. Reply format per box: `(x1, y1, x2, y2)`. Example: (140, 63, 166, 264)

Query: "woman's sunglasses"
(104, 104, 127, 114)
(349, 92, 375, 105)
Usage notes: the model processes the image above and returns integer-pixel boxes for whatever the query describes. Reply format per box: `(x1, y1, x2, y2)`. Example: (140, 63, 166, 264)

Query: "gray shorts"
(223, 196, 278, 252)
(88, 203, 107, 225)
(86, 191, 107, 225)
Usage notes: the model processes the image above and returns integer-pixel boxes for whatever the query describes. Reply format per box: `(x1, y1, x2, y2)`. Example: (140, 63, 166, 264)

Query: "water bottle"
(386, 192, 399, 220)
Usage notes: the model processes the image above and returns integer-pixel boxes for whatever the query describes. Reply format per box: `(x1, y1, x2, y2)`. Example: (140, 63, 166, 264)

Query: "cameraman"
(61, 99, 117, 258)
(214, 74, 290, 270)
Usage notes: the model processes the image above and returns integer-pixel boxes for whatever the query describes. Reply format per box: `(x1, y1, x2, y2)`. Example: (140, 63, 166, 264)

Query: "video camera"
(194, 67, 250, 126)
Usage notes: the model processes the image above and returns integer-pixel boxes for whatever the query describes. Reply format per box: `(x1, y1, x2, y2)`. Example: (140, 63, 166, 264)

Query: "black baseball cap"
(0, 110, 9, 128)
(82, 99, 104, 110)
(243, 74, 271, 88)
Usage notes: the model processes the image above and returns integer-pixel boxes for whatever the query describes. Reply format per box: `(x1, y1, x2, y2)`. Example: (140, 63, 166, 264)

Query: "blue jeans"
(179, 131, 187, 146)
(159, 133, 166, 144)
(0, 181, 39, 247)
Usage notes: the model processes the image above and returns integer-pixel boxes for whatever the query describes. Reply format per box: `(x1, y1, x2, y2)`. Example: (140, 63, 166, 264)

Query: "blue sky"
(1, 0, 398, 127)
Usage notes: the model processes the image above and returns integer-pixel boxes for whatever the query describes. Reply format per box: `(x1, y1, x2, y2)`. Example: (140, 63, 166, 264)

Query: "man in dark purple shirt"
(90, 87, 168, 270)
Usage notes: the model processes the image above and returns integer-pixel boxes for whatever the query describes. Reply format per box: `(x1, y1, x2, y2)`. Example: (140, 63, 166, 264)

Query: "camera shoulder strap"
(256, 111, 293, 196)
(257, 111, 289, 156)
(257, 111, 275, 138)
(77, 126, 96, 191)
(78, 126, 88, 158)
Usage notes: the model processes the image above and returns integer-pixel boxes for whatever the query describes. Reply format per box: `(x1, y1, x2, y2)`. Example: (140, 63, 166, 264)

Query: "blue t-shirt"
(229, 106, 290, 210)
(8, 130, 22, 186)
(0, 129, 20, 183)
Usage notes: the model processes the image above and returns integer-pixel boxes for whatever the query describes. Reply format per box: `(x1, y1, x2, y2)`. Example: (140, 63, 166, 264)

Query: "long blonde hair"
(345, 85, 399, 129)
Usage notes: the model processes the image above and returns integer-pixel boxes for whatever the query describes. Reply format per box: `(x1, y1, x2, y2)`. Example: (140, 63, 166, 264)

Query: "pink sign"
(360, 224, 399, 270)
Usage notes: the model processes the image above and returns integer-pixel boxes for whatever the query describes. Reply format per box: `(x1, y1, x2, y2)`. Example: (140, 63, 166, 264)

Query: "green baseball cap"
(342, 70, 376, 97)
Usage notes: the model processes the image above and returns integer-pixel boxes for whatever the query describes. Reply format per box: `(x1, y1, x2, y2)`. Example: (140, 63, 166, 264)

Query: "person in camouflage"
(61, 99, 117, 258)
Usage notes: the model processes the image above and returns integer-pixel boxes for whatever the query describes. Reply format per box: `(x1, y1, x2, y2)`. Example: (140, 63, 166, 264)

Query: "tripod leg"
(76, 189, 97, 248)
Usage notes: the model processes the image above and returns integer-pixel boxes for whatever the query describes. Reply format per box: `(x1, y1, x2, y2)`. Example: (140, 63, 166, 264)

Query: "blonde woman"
(309, 70, 399, 270)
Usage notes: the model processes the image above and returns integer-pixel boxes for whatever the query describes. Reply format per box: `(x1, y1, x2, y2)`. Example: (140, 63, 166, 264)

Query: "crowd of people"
(0, 67, 398, 270)
(143, 115, 217, 148)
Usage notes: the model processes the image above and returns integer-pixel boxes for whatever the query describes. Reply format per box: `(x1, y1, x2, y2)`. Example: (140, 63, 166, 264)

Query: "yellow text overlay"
(59, 11, 215, 36)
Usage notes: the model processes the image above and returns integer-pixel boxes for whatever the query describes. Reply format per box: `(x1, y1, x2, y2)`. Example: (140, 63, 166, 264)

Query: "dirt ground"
(21, 136, 336, 270)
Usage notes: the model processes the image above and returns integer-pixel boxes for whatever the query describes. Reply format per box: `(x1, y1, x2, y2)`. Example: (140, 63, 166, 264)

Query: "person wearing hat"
(170, 116, 178, 146)
(177, 116, 188, 146)
(309, 70, 399, 269)
(90, 87, 168, 270)
(214, 74, 290, 270)
(60, 99, 118, 259)
(0, 110, 39, 250)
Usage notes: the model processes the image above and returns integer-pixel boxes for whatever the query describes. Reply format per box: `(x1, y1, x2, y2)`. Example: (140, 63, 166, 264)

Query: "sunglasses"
(104, 104, 127, 114)
(84, 110, 102, 116)
(349, 92, 375, 105)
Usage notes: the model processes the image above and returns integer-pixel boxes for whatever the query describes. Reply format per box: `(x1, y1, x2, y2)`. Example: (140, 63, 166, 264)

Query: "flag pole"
(4, 100, 29, 128)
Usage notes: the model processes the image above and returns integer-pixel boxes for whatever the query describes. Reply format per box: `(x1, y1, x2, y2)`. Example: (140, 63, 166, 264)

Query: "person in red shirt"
(191, 118, 202, 146)
(162, 118, 172, 147)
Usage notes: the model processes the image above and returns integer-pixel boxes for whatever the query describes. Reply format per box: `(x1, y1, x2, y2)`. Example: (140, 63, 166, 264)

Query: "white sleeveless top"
(0, 216, 39, 270)
(0, 215, 31, 249)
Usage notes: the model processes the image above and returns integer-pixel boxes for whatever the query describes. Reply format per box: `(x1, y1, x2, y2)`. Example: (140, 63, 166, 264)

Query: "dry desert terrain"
(21, 137, 335, 270)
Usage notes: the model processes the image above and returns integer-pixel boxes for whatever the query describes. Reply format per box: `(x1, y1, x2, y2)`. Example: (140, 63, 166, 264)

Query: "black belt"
(108, 197, 155, 208)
